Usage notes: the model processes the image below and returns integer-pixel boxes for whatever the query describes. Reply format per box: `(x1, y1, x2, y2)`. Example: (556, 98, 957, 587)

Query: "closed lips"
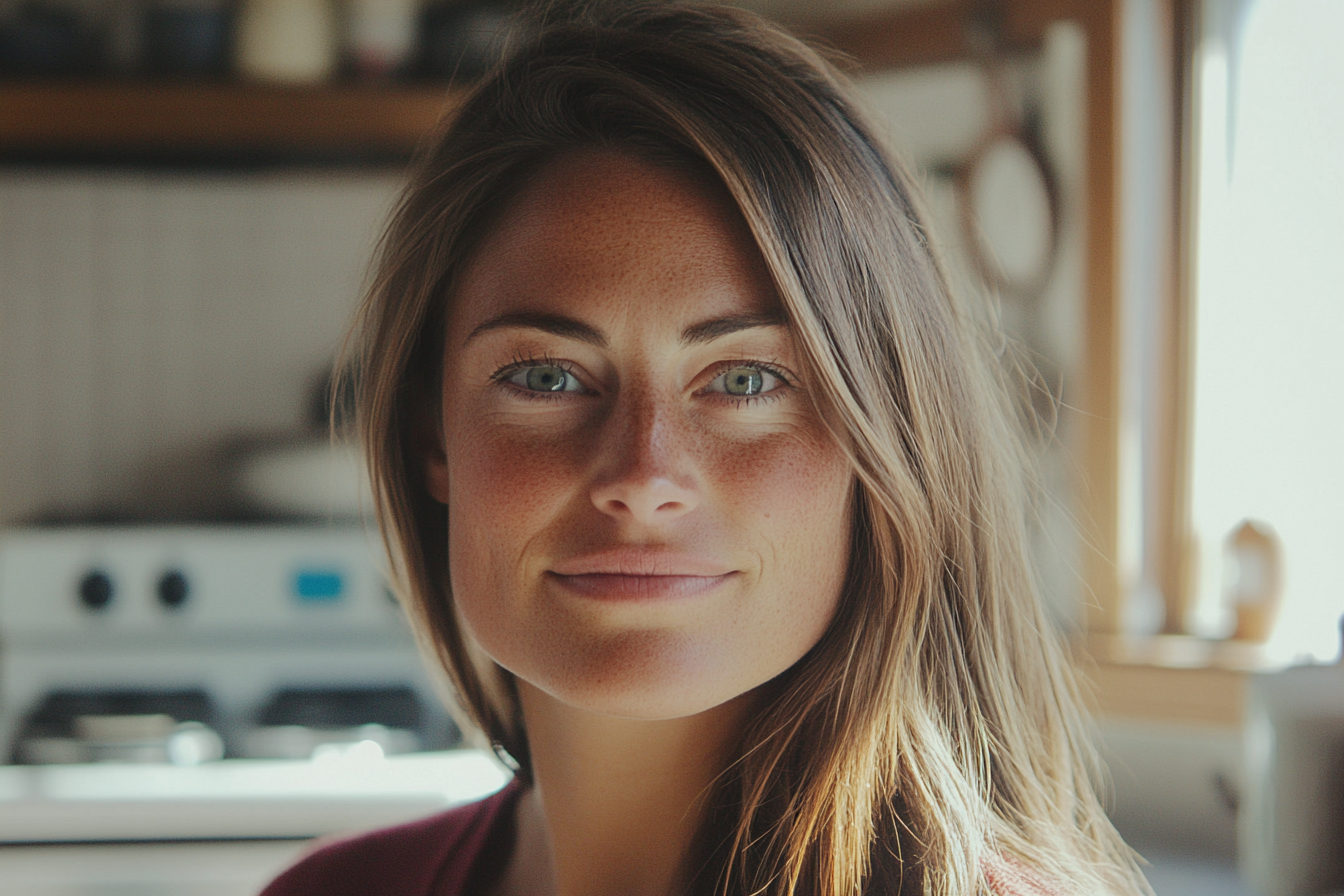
(546, 571, 735, 601)
(548, 550, 735, 578)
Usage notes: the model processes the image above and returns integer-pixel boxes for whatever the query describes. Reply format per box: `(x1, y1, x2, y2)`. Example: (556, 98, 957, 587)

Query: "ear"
(419, 409, 451, 506)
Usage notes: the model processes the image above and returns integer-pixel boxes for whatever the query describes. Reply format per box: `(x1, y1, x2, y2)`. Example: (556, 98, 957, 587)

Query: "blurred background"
(0, 0, 1340, 894)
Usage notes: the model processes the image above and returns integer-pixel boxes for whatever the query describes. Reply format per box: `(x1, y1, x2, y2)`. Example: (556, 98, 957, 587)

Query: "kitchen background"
(1, 0, 1341, 895)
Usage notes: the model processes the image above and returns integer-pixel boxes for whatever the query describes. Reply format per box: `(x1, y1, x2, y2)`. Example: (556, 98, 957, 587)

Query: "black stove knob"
(78, 570, 114, 611)
(157, 570, 190, 609)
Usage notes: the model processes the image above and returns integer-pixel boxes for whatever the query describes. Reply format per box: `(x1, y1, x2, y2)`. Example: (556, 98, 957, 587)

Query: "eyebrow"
(466, 312, 607, 347)
(680, 311, 788, 345)
(465, 310, 788, 348)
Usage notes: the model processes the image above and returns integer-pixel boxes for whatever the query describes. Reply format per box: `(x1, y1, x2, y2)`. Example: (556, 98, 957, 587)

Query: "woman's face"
(426, 149, 853, 720)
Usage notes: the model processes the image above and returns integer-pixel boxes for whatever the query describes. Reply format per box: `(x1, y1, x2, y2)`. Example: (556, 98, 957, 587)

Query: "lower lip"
(547, 572, 735, 601)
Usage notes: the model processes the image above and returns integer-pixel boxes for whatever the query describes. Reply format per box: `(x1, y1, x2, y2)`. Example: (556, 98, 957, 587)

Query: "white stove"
(0, 525, 510, 895)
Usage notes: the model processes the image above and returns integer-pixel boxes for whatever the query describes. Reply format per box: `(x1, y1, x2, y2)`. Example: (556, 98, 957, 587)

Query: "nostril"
(591, 477, 698, 522)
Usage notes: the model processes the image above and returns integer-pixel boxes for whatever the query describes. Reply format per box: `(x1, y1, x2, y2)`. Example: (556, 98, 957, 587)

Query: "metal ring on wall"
(953, 123, 1062, 302)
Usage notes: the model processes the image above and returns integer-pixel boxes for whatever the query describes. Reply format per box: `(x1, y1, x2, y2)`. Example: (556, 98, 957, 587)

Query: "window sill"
(1077, 634, 1281, 728)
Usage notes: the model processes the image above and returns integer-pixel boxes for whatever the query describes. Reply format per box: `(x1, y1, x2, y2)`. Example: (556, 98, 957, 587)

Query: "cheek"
(443, 379, 598, 529)
(707, 426, 853, 633)
(441, 409, 587, 648)
(447, 420, 575, 538)
(711, 424, 851, 548)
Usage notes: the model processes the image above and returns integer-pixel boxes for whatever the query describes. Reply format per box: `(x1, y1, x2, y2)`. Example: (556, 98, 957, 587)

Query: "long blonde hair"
(354, 4, 1145, 894)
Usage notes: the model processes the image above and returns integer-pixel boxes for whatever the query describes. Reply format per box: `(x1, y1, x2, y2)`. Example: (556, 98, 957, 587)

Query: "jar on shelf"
(235, 0, 338, 84)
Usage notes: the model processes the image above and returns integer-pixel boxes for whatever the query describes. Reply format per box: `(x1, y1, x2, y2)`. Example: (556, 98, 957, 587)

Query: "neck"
(497, 681, 750, 896)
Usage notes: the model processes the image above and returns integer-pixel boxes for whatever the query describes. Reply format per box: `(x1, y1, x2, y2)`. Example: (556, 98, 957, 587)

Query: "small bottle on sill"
(1226, 518, 1283, 643)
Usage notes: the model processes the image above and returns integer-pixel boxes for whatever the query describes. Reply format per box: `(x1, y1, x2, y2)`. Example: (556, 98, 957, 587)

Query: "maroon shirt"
(260, 780, 523, 896)
(261, 779, 1059, 896)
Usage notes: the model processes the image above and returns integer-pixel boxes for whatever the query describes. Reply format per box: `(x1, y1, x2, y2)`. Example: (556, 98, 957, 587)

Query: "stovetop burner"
(12, 688, 221, 765)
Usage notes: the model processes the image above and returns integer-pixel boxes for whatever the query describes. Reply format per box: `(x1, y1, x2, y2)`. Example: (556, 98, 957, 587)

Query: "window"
(1186, 0, 1344, 660)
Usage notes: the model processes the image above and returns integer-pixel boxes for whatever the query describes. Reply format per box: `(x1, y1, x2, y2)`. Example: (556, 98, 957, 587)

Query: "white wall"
(0, 170, 402, 522)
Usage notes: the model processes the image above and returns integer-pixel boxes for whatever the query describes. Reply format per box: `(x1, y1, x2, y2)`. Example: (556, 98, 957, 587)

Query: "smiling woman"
(261, 4, 1148, 896)
(424, 149, 852, 725)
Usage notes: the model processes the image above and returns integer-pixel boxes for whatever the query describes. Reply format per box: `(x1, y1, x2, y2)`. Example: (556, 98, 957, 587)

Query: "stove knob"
(157, 570, 190, 609)
(78, 570, 114, 611)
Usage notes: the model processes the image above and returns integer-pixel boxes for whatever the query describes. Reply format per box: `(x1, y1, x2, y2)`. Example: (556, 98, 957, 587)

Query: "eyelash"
(488, 355, 794, 406)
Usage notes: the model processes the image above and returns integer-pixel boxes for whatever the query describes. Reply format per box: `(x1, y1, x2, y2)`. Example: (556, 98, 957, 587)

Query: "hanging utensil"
(953, 0, 1063, 302)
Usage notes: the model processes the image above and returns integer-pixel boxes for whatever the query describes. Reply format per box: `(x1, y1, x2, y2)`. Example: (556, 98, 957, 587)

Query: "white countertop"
(0, 748, 511, 842)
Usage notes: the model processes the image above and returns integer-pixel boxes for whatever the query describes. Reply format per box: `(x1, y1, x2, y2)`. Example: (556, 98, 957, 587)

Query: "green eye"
(723, 367, 764, 396)
(709, 365, 782, 398)
(503, 364, 583, 394)
(526, 365, 570, 392)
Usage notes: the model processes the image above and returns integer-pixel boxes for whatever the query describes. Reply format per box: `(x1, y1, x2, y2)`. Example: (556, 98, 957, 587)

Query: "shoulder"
(260, 779, 521, 896)
(983, 855, 1068, 896)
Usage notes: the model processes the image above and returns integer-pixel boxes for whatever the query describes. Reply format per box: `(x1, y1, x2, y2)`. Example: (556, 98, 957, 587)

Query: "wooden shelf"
(0, 81, 464, 161)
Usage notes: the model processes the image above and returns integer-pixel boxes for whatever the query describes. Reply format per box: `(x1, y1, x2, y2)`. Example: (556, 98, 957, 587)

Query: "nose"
(589, 397, 700, 525)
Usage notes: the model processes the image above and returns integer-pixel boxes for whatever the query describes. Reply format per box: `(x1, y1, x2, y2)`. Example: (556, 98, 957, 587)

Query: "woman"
(264, 4, 1147, 895)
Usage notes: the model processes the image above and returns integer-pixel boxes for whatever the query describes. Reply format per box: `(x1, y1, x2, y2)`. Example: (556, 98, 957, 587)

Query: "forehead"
(447, 148, 781, 341)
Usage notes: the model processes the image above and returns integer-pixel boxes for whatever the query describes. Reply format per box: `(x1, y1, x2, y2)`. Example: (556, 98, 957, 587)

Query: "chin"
(537, 678, 745, 721)
(502, 627, 771, 721)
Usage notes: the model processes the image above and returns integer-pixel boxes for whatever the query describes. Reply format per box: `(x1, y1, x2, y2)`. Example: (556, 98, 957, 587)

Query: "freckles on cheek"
(443, 419, 586, 666)
(720, 427, 852, 634)
(444, 418, 586, 562)
(715, 428, 849, 526)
